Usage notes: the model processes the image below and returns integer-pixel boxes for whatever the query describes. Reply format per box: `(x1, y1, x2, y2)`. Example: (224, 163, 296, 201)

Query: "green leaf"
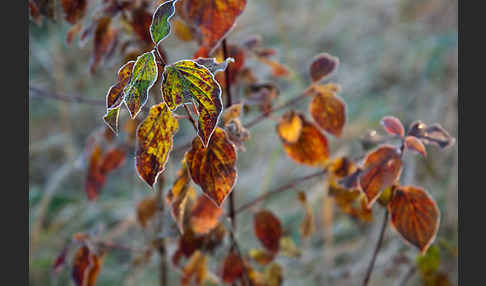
(150, 0, 177, 46)
(123, 51, 158, 118)
(162, 60, 222, 146)
(103, 107, 120, 134)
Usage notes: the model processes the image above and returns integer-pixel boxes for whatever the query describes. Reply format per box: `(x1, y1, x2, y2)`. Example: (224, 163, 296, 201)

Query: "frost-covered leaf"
(150, 0, 177, 45)
(123, 51, 158, 118)
(389, 185, 440, 254)
(166, 161, 194, 232)
(276, 110, 302, 144)
(309, 53, 339, 82)
(405, 136, 427, 157)
(136, 103, 179, 188)
(407, 121, 456, 149)
(162, 60, 222, 146)
(381, 116, 405, 137)
(309, 84, 346, 137)
(195, 57, 234, 75)
(185, 128, 237, 206)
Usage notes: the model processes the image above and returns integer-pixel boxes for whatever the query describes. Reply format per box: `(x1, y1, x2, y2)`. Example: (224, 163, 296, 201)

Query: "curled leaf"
(185, 128, 237, 207)
(190, 195, 223, 235)
(162, 60, 222, 146)
(254, 210, 282, 254)
(309, 53, 339, 82)
(276, 110, 302, 144)
(124, 51, 158, 118)
(360, 145, 402, 207)
(61, 0, 87, 24)
(185, 0, 247, 54)
(389, 185, 440, 254)
(277, 113, 330, 167)
(71, 246, 102, 286)
(195, 57, 234, 75)
(381, 116, 405, 137)
(309, 84, 346, 137)
(136, 103, 179, 188)
(404, 136, 427, 157)
(181, 251, 208, 286)
(407, 121, 455, 149)
(150, 0, 177, 45)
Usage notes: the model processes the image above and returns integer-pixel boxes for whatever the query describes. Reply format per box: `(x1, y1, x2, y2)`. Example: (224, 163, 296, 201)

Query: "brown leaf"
(257, 56, 291, 77)
(166, 161, 193, 232)
(222, 103, 243, 126)
(221, 251, 245, 284)
(190, 195, 223, 235)
(61, 0, 87, 24)
(130, 7, 153, 45)
(136, 196, 158, 228)
(185, 0, 247, 54)
(381, 116, 405, 137)
(309, 84, 346, 137)
(85, 144, 105, 201)
(245, 82, 279, 115)
(185, 127, 237, 207)
(278, 113, 330, 167)
(309, 53, 339, 82)
(389, 185, 440, 254)
(90, 17, 118, 73)
(298, 192, 315, 239)
(404, 136, 427, 157)
(276, 110, 302, 144)
(254, 210, 282, 254)
(407, 121, 455, 149)
(71, 246, 103, 286)
(99, 147, 126, 174)
(181, 251, 208, 286)
(360, 145, 402, 207)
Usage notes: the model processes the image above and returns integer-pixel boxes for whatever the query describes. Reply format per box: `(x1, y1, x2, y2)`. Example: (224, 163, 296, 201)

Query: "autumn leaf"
(185, 0, 247, 55)
(407, 121, 455, 149)
(404, 136, 427, 157)
(276, 110, 302, 144)
(249, 249, 275, 266)
(181, 251, 208, 286)
(309, 53, 339, 82)
(279, 236, 301, 258)
(185, 127, 237, 207)
(309, 83, 346, 137)
(173, 17, 195, 41)
(389, 185, 440, 254)
(130, 7, 153, 45)
(29, 0, 42, 25)
(195, 57, 234, 75)
(298, 192, 315, 239)
(166, 161, 194, 232)
(381, 116, 405, 137)
(150, 0, 177, 46)
(277, 112, 330, 167)
(66, 22, 82, 45)
(162, 59, 223, 146)
(136, 195, 158, 228)
(136, 103, 179, 188)
(90, 17, 118, 73)
(360, 145, 402, 207)
(190, 195, 223, 234)
(71, 246, 103, 286)
(212, 44, 246, 85)
(221, 103, 243, 126)
(52, 242, 72, 275)
(221, 251, 245, 284)
(254, 210, 282, 254)
(123, 51, 158, 118)
(85, 143, 105, 201)
(61, 0, 87, 24)
(264, 263, 283, 286)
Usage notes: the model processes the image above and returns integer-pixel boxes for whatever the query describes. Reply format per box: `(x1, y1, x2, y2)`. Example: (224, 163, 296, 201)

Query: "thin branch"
(29, 85, 105, 105)
(234, 169, 327, 215)
(363, 209, 389, 286)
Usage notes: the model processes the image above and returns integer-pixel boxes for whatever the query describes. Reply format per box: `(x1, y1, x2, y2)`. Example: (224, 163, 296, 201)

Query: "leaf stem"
(363, 209, 389, 286)
(234, 169, 327, 215)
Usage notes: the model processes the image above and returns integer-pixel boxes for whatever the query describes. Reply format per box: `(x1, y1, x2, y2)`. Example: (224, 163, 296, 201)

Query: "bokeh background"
(29, 0, 458, 285)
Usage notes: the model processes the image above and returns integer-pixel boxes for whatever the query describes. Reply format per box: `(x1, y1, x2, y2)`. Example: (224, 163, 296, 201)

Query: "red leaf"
(381, 116, 405, 137)
(221, 251, 244, 283)
(404, 136, 427, 157)
(389, 186, 440, 254)
(254, 210, 282, 254)
(71, 246, 102, 286)
(309, 53, 339, 82)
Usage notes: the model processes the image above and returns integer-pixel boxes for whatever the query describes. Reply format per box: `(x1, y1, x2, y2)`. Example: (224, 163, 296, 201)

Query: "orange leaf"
(309, 84, 346, 137)
(61, 0, 87, 24)
(136, 196, 158, 228)
(190, 195, 223, 235)
(249, 249, 275, 266)
(90, 17, 118, 73)
(309, 53, 339, 82)
(166, 161, 193, 232)
(99, 147, 126, 174)
(277, 112, 330, 167)
(254, 210, 282, 254)
(221, 251, 244, 284)
(71, 246, 103, 286)
(85, 144, 105, 201)
(360, 145, 402, 207)
(276, 110, 302, 144)
(381, 116, 405, 137)
(181, 251, 208, 286)
(185, 0, 247, 54)
(404, 136, 427, 157)
(185, 128, 237, 207)
(389, 185, 440, 254)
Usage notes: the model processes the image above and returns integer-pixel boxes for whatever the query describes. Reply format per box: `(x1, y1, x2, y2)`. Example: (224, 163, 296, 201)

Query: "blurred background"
(29, 0, 458, 285)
